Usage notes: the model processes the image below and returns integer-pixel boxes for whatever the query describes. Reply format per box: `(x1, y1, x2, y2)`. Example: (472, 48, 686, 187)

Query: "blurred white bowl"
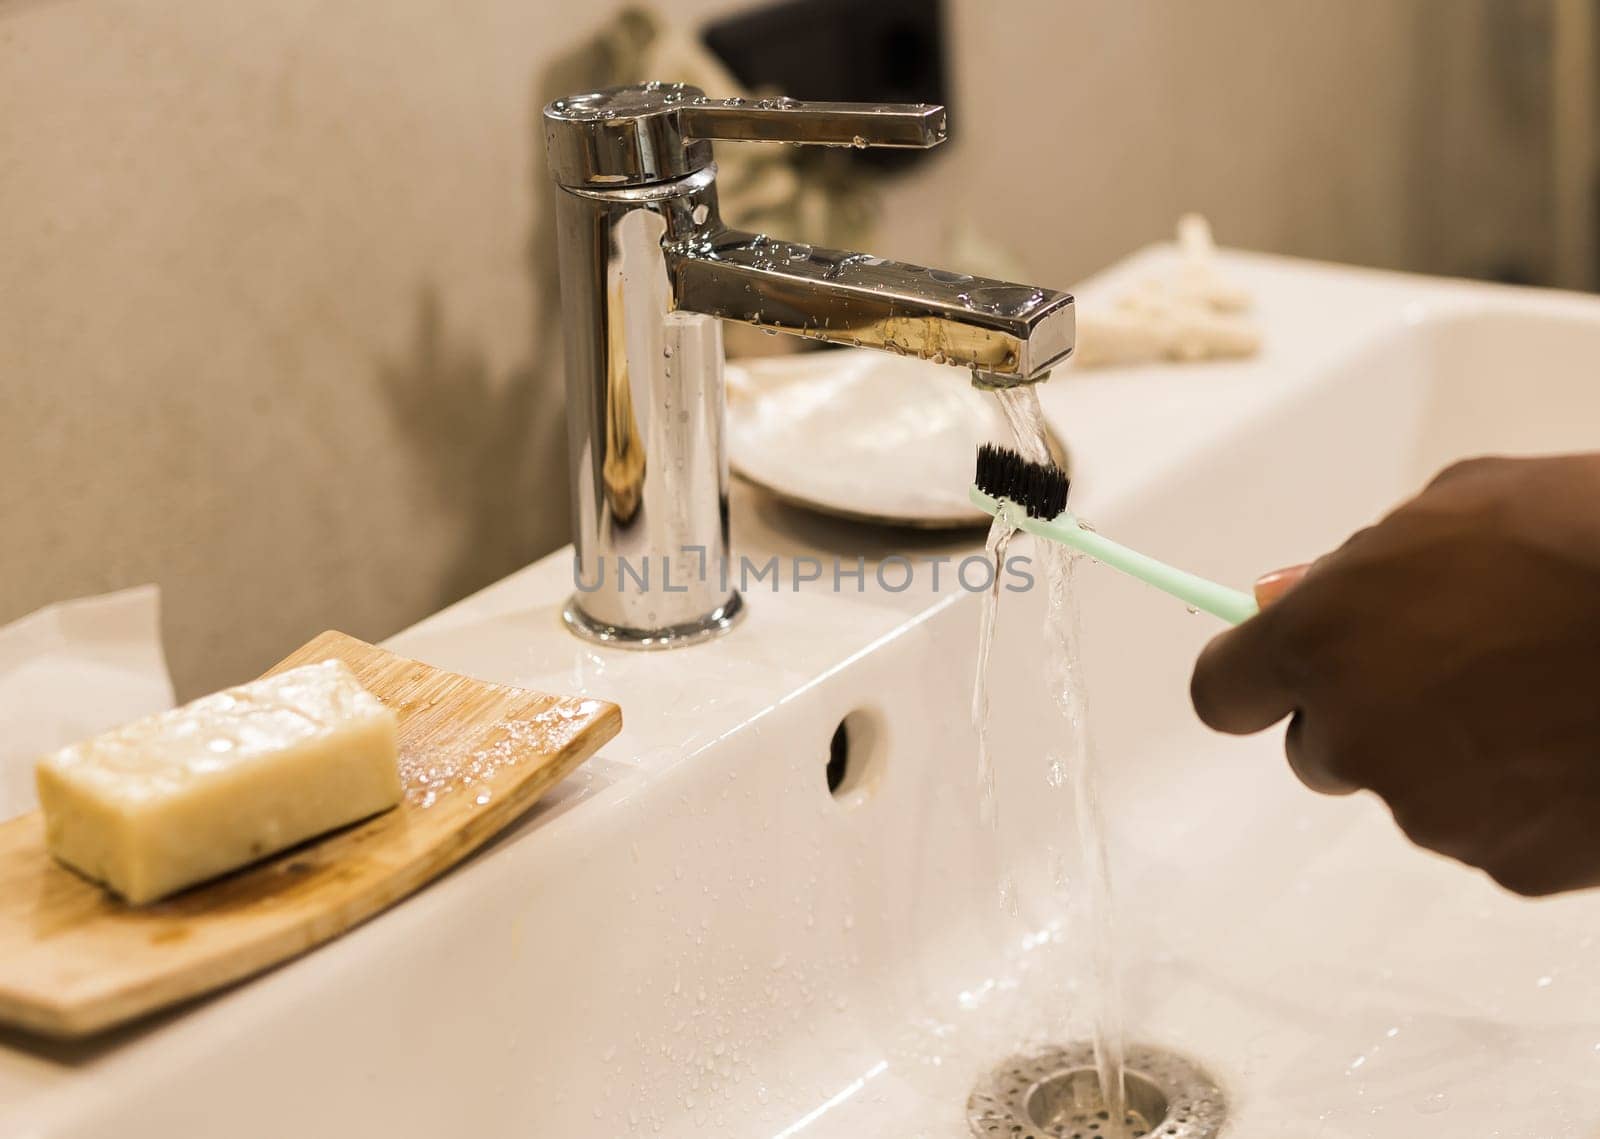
(725, 349, 1061, 529)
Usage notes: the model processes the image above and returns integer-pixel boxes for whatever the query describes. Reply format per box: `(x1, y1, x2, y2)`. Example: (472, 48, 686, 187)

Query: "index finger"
(1190, 604, 1301, 734)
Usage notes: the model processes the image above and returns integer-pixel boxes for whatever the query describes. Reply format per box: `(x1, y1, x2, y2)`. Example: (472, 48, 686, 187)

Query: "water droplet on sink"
(1416, 1092, 1450, 1114)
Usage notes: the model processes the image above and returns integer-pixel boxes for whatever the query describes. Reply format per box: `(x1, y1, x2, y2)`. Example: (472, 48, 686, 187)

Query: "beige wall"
(0, 0, 1570, 696)
(877, 1, 1562, 289)
(1, 0, 735, 696)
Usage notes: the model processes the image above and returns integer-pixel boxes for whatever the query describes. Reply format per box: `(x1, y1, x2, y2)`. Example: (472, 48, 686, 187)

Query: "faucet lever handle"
(679, 99, 947, 150)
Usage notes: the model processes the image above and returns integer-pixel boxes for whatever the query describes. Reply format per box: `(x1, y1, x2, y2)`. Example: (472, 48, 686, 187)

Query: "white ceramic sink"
(5, 249, 1600, 1137)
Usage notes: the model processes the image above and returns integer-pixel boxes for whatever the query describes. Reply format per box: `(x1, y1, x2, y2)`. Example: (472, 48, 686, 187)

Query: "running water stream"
(972, 520, 1018, 916)
(976, 385, 1129, 1135)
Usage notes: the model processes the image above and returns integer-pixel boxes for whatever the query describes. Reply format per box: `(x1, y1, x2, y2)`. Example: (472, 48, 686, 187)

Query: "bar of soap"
(35, 659, 400, 904)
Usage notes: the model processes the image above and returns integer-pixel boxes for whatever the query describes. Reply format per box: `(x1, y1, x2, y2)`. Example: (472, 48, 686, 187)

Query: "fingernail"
(1253, 563, 1311, 608)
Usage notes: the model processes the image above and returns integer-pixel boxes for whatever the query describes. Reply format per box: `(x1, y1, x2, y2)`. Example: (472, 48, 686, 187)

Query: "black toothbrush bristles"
(974, 443, 1070, 519)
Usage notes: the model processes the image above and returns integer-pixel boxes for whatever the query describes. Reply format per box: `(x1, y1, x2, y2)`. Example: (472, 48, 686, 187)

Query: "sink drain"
(967, 1043, 1226, 1138)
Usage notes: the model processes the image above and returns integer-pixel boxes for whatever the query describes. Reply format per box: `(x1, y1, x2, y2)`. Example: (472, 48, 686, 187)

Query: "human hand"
(1192, 454, 1600, 896)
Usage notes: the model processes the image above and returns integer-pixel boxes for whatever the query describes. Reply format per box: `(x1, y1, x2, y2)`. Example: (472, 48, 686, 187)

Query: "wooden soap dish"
(0, 631, 620, 1038)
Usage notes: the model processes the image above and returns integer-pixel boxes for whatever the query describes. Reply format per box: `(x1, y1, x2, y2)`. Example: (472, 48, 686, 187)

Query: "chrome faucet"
(543, 83, 1074, 648)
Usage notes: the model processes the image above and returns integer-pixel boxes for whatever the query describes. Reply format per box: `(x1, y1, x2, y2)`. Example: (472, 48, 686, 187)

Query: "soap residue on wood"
(401, 699, 606, 809)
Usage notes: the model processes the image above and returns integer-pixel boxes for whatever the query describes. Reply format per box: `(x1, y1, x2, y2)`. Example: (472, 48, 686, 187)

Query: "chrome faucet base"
(561, 592, 745, 651)
(545, 83, 1075, 648)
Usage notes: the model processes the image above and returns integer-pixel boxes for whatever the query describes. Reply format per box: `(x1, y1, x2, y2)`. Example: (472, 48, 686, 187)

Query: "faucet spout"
(668, 229, 1074, 385)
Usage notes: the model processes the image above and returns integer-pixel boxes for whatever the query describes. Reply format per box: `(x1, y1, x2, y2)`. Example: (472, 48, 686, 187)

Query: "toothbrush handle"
(970, 487, 1259, 624)
(1034, 520, 1260, 624)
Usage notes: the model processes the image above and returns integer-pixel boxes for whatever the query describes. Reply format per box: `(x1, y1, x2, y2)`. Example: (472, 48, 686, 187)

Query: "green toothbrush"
(971, 444, 1260, 625)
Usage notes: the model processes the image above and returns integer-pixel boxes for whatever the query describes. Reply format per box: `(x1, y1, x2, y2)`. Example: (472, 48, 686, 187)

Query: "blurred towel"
(0, 585, 175, 820)
(1074, 215, 1262, 368)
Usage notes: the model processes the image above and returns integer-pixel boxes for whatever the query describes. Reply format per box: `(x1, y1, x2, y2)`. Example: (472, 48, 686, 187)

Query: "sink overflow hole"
(826, 709, 885, 803)
(825, 720, 850, 795)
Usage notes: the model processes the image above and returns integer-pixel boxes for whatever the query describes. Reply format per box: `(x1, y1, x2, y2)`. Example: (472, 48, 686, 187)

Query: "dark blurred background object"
(703, 0, 948, 172)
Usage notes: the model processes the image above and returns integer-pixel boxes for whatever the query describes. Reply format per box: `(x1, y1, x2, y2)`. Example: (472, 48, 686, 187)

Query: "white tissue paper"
(0, 585, 175, 821)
